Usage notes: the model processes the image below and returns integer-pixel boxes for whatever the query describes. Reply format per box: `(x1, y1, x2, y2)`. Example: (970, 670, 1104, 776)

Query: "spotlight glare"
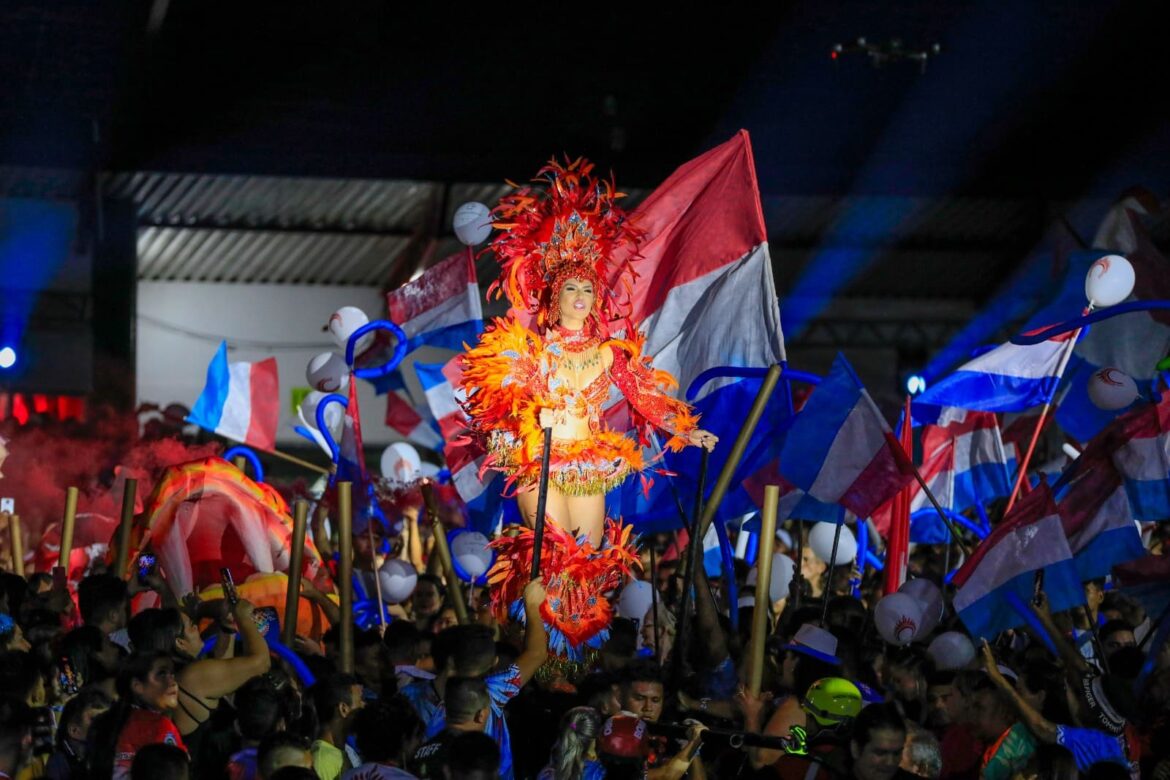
(0, 346, 16, 369)
(906, 374, 926, 396)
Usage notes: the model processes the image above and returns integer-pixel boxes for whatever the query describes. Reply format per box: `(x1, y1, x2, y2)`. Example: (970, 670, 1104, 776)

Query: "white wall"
(136, 281, 408, 448)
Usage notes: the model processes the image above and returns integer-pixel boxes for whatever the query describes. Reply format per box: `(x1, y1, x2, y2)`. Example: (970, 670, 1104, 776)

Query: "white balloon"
(808, 522, 857, 566)
(377, 559, 418, 604)
(299, 390, 342, 432)
(327, 306, 372, 353)
(1087, 367, 1139, 411)
(899, 578, 944, 636)
(306, 352, 350, 394)
(453, 202, 493, 246)
(452, 531, 492, 578)
(874, 593, 924, 646)
(927, 631, 976, 670)
(618, 580, 654, 624)
(1084, 254, 1135, 307)
(380, 442, 422, 483)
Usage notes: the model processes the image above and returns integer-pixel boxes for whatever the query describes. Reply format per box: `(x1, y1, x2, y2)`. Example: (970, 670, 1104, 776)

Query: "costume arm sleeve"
(459, 317, 545, 433)
(608, 336, 698, 451)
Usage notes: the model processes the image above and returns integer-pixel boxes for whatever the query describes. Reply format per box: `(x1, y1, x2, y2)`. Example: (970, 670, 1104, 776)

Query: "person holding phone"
(127, 595, 271, 776)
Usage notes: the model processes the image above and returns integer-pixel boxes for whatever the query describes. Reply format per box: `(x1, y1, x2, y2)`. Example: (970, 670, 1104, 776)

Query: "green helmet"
(801, 677, 862, 727)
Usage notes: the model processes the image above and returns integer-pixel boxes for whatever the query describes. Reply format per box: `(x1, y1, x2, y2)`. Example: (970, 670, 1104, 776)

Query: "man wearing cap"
(737, 624, 843, 769)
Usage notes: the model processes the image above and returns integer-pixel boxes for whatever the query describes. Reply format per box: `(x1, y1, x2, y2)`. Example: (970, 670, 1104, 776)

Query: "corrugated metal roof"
(136, 226, 411, 285)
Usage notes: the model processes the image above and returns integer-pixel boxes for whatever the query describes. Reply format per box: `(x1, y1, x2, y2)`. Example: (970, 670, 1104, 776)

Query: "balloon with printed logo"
(1084, 254, 1135, 307)
(327, 307, 373, 354)
(380, 443, 422, 484)
(874, 592, 924, 646)
(1087, 367, 1139, 411)
(306, 352, 349, 394)
(899, 578, 944, 635)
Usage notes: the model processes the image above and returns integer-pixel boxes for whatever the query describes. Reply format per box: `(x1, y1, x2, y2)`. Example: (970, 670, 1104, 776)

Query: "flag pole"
(673, 447, 709, 683)
(747, 485, 779, 696)
(1004, 320, 1087, 513)
(821, 506, 846, 626)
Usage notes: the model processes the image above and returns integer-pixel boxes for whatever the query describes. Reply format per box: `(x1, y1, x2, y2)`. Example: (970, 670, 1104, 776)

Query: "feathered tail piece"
(487, 517, 640, 664)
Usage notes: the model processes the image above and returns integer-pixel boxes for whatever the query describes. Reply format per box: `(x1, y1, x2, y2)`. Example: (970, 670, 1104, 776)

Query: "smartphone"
(58, 658, 80, 696)
(136, 554, 157, 585)
(252, 606, 279, 638)
(220, 567, 239, 608)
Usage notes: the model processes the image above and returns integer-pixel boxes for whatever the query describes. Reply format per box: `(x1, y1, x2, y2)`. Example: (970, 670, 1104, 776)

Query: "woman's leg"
(516, 487, 605, 547)
(564, 493, 606, 547)
(517, 485, 569, 532)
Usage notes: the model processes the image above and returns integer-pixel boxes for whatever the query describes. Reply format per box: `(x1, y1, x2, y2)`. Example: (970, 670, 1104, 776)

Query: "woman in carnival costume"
(459, 158, 717, 666)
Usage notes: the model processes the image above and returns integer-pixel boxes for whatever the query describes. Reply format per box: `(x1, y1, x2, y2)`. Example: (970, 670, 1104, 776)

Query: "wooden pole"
(231, 455, 247, 473)
(694, 365, 782, 544)
(58, 487, 79, 576)
(530, 427, 554, 580)
(7, 514, 24, 576)
(221, 436, 331, 475)
(337, 482, 354, 674)
(748, 485, 780, 696)
(114, 478, 138, 578)
(649, 544, 660, 664)
(420, 482, 469, 625)
(283, 499, 309, 647)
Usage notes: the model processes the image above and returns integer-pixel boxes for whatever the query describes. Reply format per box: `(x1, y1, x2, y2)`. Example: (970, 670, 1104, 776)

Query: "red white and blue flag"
(188, 342, 280, 451)
(1054, 457, 1145, 581)
(384, 389, 443, 450)
(414, 356, 502, 533)
(373, 250, 484, 394)
(953, 483, 1085, 640)
(872, 437, 953, 543)
(778, 353, 912, 520)
(920, 408, 1014, 512)
(608, 131, 789, 530)
(913, 330, 1076, 420)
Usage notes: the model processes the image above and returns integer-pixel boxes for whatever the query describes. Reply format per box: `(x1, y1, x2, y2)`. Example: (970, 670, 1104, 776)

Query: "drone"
(830, 38, 942, 74)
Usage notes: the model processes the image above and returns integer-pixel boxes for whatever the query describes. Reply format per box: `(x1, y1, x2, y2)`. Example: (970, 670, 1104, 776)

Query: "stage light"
(905, 374, 926, 396)
(0, 346, 16, 369)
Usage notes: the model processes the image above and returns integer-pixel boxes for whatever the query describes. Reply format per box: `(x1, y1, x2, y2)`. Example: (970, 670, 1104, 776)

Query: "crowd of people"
(1, 510, 1168, 780)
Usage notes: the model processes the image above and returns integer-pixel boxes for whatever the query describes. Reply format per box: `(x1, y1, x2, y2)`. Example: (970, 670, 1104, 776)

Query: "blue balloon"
(315, 394, 349, 464)
(223, 446, 265, 483)
(346, 320, 408, 380)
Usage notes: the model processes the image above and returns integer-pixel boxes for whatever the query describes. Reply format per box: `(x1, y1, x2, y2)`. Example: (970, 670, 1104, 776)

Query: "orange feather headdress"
(487, 157, 643, 330)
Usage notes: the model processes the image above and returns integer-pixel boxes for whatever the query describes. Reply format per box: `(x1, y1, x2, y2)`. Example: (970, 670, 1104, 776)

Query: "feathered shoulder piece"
(487, 157, 643, 328)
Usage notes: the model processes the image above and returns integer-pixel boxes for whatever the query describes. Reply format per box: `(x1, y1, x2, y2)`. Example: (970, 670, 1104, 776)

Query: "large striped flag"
(912, 329, 1076, 422)
(1057, 391, 1170, 522)
(384, 389, 443, 450)
(607, 130, 787, 530)
(188, 342, 280, 451)
(919, 407, 1013, 511)
(1054, 457, 1145, 581)
(372, 250, 484, 393)
(778, 354, 912, 520)
(952, 483, 1085, 640)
